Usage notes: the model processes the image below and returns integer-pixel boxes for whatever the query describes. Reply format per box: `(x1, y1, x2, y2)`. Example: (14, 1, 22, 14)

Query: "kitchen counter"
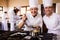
(0, 30, 57, 40)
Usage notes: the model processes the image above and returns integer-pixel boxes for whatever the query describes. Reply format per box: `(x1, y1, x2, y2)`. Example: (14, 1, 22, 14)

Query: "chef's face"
(44, 6, 53, 16)
(30, 7, 38, 17)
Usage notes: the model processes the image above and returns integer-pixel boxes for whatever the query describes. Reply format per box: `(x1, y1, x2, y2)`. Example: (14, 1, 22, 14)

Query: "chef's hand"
(36, 26, 40, 30)
(21, 14, 27, 22)
(33, 25, 40, 29)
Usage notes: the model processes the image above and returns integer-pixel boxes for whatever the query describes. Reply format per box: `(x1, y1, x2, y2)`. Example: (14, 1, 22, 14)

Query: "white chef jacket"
(43, 13, 60, 35)
(16, 13, 43, 31)
(8, 9, 20, 31)
(2, 13, 8, 31)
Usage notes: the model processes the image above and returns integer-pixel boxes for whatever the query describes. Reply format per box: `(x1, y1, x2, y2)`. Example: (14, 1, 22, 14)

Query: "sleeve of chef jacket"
(55, 14, 60, 30)
(16, 16, 24, 27)
(16, 19, 22, 26)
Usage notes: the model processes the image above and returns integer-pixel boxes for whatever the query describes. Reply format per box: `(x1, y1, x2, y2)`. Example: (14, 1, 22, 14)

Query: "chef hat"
(16, 6, 21, 10)
(29, 0, 38, 8)
(42, 0, 53, 8)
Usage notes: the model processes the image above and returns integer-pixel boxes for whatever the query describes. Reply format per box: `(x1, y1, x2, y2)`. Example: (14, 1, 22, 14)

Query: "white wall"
(0, 0, 8, 22)
(56, 3, 60, 14)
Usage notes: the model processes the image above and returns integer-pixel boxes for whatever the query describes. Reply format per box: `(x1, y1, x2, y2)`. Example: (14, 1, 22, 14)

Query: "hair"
(4, 11, 7, 14)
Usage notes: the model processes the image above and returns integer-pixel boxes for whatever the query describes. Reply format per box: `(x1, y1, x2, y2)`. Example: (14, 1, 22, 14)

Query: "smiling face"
(44, 6, 53, 16)
(30, 7, 38, 17)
